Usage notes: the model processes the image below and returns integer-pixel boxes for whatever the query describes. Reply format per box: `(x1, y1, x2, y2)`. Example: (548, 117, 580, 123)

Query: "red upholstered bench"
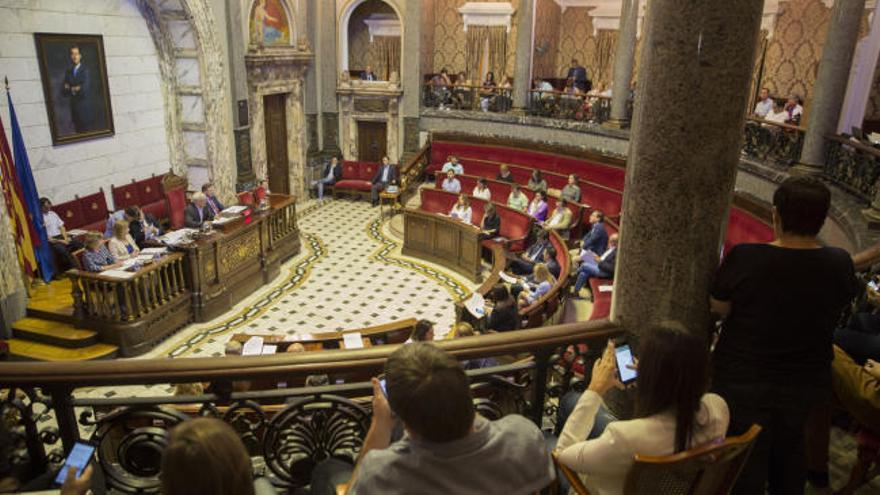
(723, 208, 773, 255)
(333, 161, 378, 199)
(112, 173, 168, 222)
(589, 278, 613, 320)
(66, 190, 109, 233)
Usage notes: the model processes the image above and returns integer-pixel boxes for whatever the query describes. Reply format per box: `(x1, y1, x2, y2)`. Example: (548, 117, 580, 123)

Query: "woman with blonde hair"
(449, 194, 473, 224)
(108, 220, 140, 260)
(518, 262, 555, 308)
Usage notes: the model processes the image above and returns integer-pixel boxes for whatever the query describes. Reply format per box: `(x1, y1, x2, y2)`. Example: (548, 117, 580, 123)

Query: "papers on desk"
(342, 332, 364, 349)
(141, 247, 168, 255)
(160, 229, 197, 246)
(67, 229, 88, 237)
(100, 269, 136, 280)
(212, 215, 238, 226)
(870, 132, 880, 145)
(464, 292, 486, 319)
(135, 254, 156, 263)
(242, 336, 264, 356)
(262, 345, 277, 355)
(499, 272, 518, 284)
(598, 285, 613, 293)
(222, 205, 248, 215)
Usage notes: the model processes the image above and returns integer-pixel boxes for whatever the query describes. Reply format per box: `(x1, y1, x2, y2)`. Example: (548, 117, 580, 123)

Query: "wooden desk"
(402, 208, 482, 283)
(177, 194, 300, 322)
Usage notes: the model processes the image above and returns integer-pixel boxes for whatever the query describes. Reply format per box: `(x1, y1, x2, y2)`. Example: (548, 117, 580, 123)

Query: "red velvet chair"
(51, 199, 88, 230)
(111, 182, 142, 212)
(77, 190, 110, 232)
(238, 191, 255, 206)
(166, 187, 187, 230)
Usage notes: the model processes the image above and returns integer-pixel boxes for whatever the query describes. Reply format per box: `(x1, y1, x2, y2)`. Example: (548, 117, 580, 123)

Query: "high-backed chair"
(553, 424, 761, 495)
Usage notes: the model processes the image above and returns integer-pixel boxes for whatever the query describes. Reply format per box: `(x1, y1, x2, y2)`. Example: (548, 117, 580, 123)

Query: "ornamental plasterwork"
(458, 2, 516, 32)
(364, 13, 401, 41)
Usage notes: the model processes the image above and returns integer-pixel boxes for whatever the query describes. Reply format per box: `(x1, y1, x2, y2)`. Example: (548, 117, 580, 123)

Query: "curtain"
(594, 30, 618, 88)
(374, 36, 401, 81)
(466, 26, 508, 82)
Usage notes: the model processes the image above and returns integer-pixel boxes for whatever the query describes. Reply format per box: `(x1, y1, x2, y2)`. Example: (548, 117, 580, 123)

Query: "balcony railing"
(526, 90, 618, 124)
(1, 319, 621, 493)
(741, 117, 805, 166)
(423, 83, 514, 113)
(824, 134, 880, 203)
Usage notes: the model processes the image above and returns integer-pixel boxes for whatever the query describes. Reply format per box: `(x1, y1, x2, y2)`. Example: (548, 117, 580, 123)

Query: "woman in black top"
(479, 203, 501, 240)
(486, 284, 519, 332)
(710, 177, 859, 495)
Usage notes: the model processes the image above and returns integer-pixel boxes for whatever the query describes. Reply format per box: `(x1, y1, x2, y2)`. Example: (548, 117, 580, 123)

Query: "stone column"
(401, 0, 422, 156)
(224, 0, 255, 189)
(792, 0, 866, 175)
(317, 0, 340, 155)
(0, 200, 26, 338)
(603, 0, 639, 129)
(512, 0, 535, 109)
(612, 0, 764, 339)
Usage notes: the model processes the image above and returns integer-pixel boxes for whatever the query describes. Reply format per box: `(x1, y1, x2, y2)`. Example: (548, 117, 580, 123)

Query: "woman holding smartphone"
(555, 323, 729, 495)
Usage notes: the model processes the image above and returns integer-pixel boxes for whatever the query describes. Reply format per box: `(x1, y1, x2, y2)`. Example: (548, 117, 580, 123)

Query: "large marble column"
(317, 0, 340, 154)
(603, 0, 639, 129)
(224, 0, 255, 189)
(792, 0, 866, 175)
(612, 0, 764, 339)
(512, 0, 534, 109)
(401, 0, 423, 156)
(0, 200, 26, 337)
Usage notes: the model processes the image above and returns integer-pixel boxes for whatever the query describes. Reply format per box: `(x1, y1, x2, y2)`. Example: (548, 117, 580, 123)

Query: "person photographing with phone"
(555, 323, 729, 495)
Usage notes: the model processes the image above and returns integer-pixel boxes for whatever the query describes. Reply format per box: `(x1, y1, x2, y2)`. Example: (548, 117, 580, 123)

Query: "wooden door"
(264, 94, 289, 194)
(357, 121, 387, 162)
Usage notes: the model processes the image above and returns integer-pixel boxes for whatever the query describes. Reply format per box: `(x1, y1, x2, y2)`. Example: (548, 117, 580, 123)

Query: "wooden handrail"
(825, 133, 880, 158)
(0, 319, 621, 387)
(744, 116, 806, 133)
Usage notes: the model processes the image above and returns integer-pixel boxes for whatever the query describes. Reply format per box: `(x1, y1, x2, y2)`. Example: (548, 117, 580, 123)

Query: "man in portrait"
(61, 45, 94, 133)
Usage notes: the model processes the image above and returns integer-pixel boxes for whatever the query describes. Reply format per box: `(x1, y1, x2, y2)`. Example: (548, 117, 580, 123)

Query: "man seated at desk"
(371, 157, 399, 206)
(202, 182, 225, 216)
(184, 192, 215, 228)
(82, 233, 119, 272)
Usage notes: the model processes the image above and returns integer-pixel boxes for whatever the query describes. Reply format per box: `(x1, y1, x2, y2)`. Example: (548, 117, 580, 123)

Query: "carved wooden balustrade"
(265, 195, 298, 249)
(399, 142, 431, 203)
(0, 319, 621, 492)
(742, 117, 805, 166)
(824, 135, 880, 203)
(423, 83, 514, 113)
(69, 252, 188, 323)
(527, 90, 616, 124)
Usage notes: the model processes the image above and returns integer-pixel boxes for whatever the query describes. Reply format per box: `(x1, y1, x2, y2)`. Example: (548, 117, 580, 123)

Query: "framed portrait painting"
(34, 33, 115, 145)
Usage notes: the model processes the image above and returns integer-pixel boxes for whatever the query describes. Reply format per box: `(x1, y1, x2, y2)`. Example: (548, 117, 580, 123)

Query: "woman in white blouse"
(472, 178, 492, 201)
(556, 324, 729, 495)
(449, 194, 473, 224)
(107, 220, 140, 261)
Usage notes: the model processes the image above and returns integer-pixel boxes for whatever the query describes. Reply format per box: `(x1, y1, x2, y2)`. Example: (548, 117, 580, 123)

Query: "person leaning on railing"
(310, 343, 555, 494)
(553, 324, 729, 495)
(479, 71, 497, 112)
(709, 176, 860, 494)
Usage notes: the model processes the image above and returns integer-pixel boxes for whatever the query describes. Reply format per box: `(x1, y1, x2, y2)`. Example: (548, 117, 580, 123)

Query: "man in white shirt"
(441, 156, 464, 175)
(441, 170, 461, 194)
(785, 95, 804, 125)
(472, 178, 491, 200)
(753, 88, 773, 119)
(40, 197, 82, 272)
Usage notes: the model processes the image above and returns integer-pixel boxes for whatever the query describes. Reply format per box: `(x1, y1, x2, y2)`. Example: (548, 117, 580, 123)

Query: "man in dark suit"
(311, 156, 343, 201)
(566, 58, 590, 93)
(62, 45, 94, 133)
(580, 210, 609, 255)
(361, 65, 378, 81)
(202, 182, 225, 216)
(370, 156, 398, 206)
(508, 230, 551, 276)
(184, 192, 215, 228)
(573, 233, 618, 298)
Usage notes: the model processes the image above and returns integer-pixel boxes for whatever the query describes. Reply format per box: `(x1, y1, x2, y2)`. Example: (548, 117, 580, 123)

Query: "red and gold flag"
(0, 115, 38, 278)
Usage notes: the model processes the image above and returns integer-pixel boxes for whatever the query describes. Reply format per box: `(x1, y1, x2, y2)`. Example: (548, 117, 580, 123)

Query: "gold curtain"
(594, 30, 617, 88)
(466, 26, 508, 82)
(375, 36, 401, 81)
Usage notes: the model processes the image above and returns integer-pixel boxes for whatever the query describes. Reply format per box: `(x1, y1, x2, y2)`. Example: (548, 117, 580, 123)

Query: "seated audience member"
(556, 326, 729, 495)
(184, 192, 215, 228)
(835, 306, 880, 365)
(310, 343, 555, 495)
(496, 76, 514, 111)
(572, 233, 618, 298)
(528, 170, 548, 194)
(174, 382, 205, 396)
(485, 284, 519, 332)
(479, 71, 497, 112)
(784, 94, 803, 125)
(479, 203, 501, 240)
(509, 230, 551, 275)
(107, 220, 140, 261)
(472, 178, 491, 200)
(441, 170, 462, 194)
(81, 234, 117, 272)
(441, 155, 463, 175)
(225, 340, 243, 356)
(449, 195, 472, 224)
(202, 182, 225, 216)
(753, 87, 774, 118)
(709, 176, 859, 494)
(527, 191, 549, 222)
(430, 68, 452, 108)
(562, 174, 582, 203)
(545, 198, 573, 233)
(454, 323, 500, 369)
(567, 58, 589, 92)
(452, 72, 469, 108)
(406, 319, 435, 343)
(517, 263, 555, 308)
(361, 65, 378, 81)
(507, 183, 528, 211)
(581, 210, 609, 255)
(312, 156, 343, 202)
(497, 164, 515, 183)
(371, 157, 399, 206)
(763, 100, 788, 125)
(40, 197, 82, 272)
(532, 77, 555, 102)
(104, 209, 127, 238)
(511, 247, 561, 299)
(124, 206, 162, 248)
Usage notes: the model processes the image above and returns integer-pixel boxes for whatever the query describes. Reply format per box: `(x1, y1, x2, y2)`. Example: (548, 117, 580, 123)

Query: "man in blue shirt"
(441, 156, 464, 175)
(311, 156, 343, 202)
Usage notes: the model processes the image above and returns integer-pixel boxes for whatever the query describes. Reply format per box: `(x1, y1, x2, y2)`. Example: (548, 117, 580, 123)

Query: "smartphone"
(379, 378, 388, 397)
(615, 344, 637, 384)
(54, 442, 95, 485)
